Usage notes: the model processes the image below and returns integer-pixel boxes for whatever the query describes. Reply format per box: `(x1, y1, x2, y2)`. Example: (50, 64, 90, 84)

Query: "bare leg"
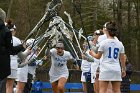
(51, 81, 58, 93)
(106, 82, 113, 93)
(16, 81, 25, 93)
(112, 81, 121, 93)
(6, 78, 14, 93)
(57, 77, 67, 93)
(99, 81, 109, 93)
(82, 82, 87, 93)
(94, 74, 99, 93)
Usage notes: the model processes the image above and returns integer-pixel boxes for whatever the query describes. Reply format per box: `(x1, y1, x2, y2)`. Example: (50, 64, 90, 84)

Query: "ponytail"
(105, 21, 118, 37)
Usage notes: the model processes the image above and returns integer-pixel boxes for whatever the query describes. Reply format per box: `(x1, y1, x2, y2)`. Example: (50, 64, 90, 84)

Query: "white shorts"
(49, 73, 68, 83)
(91, 62, 99, 83)
(91, 62, 99, 77)
(81, 72, 86, 82)
(81, 72, 95, 83)
(91, 73, 96, 83)
(16, 65, 28, 83)
(7, 69, 17, 79)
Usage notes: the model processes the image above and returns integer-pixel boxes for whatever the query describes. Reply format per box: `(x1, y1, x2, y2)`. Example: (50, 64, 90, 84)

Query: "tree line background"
(0, 0, 140, 72)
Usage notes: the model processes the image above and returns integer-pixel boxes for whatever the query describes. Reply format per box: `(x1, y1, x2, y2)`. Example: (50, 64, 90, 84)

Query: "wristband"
(121, 67, 126, 71)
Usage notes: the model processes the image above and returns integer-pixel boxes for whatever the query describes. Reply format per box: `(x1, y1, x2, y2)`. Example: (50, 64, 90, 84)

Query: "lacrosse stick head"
(26, 38, 35, 47)
(46, 0, 62, 10)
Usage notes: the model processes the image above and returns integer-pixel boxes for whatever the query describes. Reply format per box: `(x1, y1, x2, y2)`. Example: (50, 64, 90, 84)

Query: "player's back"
(98, 38, 124, 72)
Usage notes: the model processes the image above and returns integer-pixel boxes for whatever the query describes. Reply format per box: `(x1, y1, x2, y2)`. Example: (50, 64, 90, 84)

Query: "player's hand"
(26, 48, 32, 55)
(43, 56, 47, 61)
(22, 42, 26, 48)
(122, 71, 126, 77)
(82, 54, 86, 60)
(89, 50, 94, 57)
(76, 65, 80, 70)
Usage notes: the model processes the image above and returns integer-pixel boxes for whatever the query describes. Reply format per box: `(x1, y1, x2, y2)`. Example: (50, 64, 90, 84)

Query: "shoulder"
(98, 34, 107, 43)
(64, 50, 71, 56)
(64, 50, 70, 54)
(50, 48, 56, 52)
(50, 48, 57, 55)
(115, 40, 124, 47)
(99, 39, 108, 45)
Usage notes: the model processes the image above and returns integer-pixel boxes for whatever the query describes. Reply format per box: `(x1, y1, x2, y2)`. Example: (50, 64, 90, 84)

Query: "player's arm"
(120, 53, 126, 77)
(68, 58, 81, 70)
(82, 52, 94, 62)
(44, 48, 52, 61)
(89, 50, 102, 59)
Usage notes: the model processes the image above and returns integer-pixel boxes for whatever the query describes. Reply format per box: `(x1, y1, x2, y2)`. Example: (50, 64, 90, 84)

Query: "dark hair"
(105, 21, 117, 37)
(6, 19, 16, 30)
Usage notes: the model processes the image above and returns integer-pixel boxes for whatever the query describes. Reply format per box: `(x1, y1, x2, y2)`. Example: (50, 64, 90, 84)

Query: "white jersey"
(97, 34, 119, 47)
(28, 66, 36, 76)
(28, 52, 37, 77)
(81, 47, 97, 83)
(10, 36, 21, 69)
(97, 34, 119, 64)
(49, 48, 73, 82)
(16, 53, 32, 82)
(81, 49, 92, 72)
(97, 34, 107, 45)
(98, 38, 125, 81)
(28, 52, 43, 78)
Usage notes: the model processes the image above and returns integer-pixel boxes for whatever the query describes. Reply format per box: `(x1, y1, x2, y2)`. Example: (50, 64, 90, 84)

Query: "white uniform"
(7, 36, 21, 79)
(91, 58, 100, 83)
(89, 38, 101, 83)
(97, 34, 119, 46)
(28, 52, 43, 78)
(81, 49, 97, 83)
(81, 61, 91, 82)
(49, 48, 73, 83)
(16, 65, 28, 82)
(28, 52, 37, 78)
(97, 34, 107, 45)
(98, 38, 125, 81)
(16, 38, 36, 82)
(92, 34, 111, 79)
(16, 54, 32, 82)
